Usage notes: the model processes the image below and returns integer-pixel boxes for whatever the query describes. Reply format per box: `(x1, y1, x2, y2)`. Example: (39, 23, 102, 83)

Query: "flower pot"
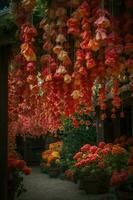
(78, 179, 84, 190)
(81, 174, 110, 194)
(48, 168, 60, 178)
(117, 191, 133, 200)
(40, 162, 48, 174)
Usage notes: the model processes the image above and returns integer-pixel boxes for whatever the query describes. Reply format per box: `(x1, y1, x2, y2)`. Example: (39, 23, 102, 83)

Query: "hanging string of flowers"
(8, 0, 133, 146)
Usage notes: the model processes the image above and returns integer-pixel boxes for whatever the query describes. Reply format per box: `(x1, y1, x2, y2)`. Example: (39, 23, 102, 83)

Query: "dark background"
(0, 0, 9, 10)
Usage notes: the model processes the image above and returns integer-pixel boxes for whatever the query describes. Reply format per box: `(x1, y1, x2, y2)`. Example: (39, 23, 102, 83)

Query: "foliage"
(8, 154, 31, 197)
(8, 169, 26, 197)
(0, 11, 17, 43)
(60, 115, 97, 170)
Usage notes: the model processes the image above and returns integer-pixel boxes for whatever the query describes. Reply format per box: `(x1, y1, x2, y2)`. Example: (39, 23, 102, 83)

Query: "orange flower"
(43, 41, 53, 51)
(104, 143, 113, 150)
(58, 50, 69, 61)
(45, 74, 52, 82)
(53, 45, 62, 55)
(73, 152, 82, 160)
(112, 145, 126, 155)
(21, 43, 36, 61)
(88, 39, 100, 51)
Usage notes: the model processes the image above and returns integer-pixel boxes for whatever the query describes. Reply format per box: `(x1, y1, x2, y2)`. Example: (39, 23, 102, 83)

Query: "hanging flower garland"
(8, 0, 133, 146)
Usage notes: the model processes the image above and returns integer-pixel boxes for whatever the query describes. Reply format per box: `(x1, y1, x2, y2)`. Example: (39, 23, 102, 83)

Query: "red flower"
(86, 120, 91, 126)
(98, 141, 106, 149)
(80, 144, 91, 152)
(86, 153, 98, 163)
(111, 171, 128, 185)
(73, 152, 82, 160)
(80, 31, 90, 40)
(90, 145, 98, 153)
(76, 49, 85, 61)
(101, 148, 110, 155)
(79, 120, 84, 125)
(16, 160, 26, 170)
(72, 118, 79, 128)
(22, 167, 32, 175)
(78, 1, 90, 18)
(75, 162, 82, 168)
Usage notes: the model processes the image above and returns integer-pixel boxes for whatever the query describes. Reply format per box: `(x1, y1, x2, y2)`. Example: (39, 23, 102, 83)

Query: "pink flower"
(95, 28, 107, 40)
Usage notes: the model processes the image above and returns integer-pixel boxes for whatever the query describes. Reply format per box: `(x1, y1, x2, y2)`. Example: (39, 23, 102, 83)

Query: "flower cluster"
(9, 0, 133, 144)
(73, 141, 132, 185)
(8, 153, 31, 197)
(8, 154, 31, 175)
(42, 141, 63, 167)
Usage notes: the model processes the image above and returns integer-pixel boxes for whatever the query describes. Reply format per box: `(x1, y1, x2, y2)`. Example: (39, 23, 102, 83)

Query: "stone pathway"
(17, 167, 89, 200)
(17, 167, 117, 200)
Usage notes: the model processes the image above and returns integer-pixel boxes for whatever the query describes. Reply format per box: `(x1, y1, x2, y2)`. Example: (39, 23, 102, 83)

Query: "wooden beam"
(0, 45, 10, 200)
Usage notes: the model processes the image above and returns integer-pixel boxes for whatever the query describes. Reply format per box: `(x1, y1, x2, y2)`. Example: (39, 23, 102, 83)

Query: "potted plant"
(41, 141, 63, 177)
(47, 151, 61, 178)
(111, 152, 133, 200)
(73, 142, 129, 194)
(8, 154, 31, 200)
(115, 173, 133, 200)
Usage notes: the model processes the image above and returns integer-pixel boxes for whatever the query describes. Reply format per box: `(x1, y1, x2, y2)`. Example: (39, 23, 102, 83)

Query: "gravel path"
(17, 167, 89, 200)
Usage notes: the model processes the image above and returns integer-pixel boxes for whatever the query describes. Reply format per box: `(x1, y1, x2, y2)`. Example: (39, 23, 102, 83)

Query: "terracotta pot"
(48, 168, 60, 178)
(81, 174, 110, 194)
(40, 162, 48, 174)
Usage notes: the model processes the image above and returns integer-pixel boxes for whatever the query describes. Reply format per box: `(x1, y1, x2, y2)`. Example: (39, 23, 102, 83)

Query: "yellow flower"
(51, 151, 60, 158)
(55, 159, 61, 165)
(71, 90, 82, 100)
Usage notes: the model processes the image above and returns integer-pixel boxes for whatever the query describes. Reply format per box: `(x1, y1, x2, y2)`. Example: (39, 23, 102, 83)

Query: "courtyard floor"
(17, 167, 117, 200)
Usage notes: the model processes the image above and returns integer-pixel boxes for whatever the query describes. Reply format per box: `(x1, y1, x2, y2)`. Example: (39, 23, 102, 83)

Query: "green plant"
(8, 169, 26, 198)
(60, 114, 97, 170)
